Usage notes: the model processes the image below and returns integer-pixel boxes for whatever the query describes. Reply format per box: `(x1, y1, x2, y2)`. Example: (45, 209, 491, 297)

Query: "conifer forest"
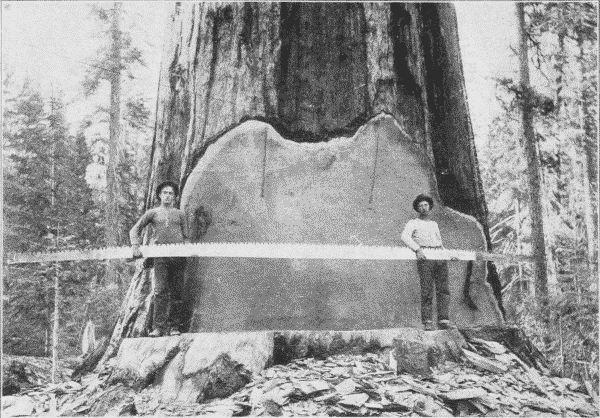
(2, 2, 598, 416)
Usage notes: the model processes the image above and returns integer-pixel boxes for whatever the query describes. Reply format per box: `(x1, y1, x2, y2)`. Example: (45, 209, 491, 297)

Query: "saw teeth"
(6, 243, 531, 264)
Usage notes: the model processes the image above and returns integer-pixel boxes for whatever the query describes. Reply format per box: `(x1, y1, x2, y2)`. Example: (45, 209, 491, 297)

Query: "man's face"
(417, 201, 431, 216)
(160, 186, 176, 205)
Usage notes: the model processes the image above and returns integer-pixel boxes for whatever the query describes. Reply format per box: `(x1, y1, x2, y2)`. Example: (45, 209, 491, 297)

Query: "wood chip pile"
(2, 337, 598, 417)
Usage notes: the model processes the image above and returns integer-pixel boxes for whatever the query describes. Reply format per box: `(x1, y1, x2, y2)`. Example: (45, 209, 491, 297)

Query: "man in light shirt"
(401, 194, 453, 331)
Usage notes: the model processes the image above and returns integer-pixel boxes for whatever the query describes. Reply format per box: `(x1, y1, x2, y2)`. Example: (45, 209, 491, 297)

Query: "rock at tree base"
(180, 116, 503, 332)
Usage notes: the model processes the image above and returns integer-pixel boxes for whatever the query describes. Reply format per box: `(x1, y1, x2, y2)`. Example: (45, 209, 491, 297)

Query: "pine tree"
(3, 82, 105, 356)
(4, 82, 53, 252)
(82, 2, 150, 285)
(480, 3, 597, 388)
(522, 2, 597, 286)
(516, 3, 550, 298)
(70, 132, 103, 245)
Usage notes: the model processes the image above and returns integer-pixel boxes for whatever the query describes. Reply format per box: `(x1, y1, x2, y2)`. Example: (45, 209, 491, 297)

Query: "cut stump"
(109, 328, 466, 403)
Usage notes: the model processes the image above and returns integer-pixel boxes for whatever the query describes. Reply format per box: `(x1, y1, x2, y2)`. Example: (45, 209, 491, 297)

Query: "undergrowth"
(507, 284, 599, 393)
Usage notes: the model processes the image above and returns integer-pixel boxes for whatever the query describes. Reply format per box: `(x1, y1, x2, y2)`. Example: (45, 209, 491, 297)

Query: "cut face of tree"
(107, 2, 502, 349)
(180, 117, 503, 331)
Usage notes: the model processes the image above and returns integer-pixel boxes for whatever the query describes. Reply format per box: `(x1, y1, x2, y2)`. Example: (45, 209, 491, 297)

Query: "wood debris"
(462, 349, 508, 374)
(167, 344, 597, 417)
(2, 336, 598, 417)
(441, 388, 487, 400)
(2, 355, 74, 396)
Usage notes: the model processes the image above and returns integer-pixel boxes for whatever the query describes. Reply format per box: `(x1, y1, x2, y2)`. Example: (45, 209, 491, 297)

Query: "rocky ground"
(2, 335, 598, 417)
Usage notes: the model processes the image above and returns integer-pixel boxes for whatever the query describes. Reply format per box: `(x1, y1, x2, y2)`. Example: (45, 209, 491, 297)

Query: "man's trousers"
(153, 257, 186, 331)
(416, 259, 450, 323)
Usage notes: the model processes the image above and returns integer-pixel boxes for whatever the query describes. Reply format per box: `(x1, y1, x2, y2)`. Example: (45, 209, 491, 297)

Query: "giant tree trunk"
(93, 2, 505, 370)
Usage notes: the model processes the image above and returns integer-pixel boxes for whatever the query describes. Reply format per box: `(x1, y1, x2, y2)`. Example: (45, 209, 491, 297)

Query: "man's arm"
(401, 220, 426, 260)
(400, 220, 419, 251)
(129, 209, 154, 257)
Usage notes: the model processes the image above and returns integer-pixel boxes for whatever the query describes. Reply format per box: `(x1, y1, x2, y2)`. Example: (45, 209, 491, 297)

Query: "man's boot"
(438, 319, 456, 330)
(437, 293, 454, 330)
(169, 300, 183, 336)
(148, 328, 165, 337)
(150, 294, 169, 337)
(422, 320, 435, 331)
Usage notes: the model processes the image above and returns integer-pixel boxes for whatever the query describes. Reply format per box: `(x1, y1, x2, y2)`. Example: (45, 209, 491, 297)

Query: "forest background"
(2, 2, 598, 391)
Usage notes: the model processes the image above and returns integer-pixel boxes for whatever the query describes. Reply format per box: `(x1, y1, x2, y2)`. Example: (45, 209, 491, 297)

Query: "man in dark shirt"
(130, 181, 190, 337)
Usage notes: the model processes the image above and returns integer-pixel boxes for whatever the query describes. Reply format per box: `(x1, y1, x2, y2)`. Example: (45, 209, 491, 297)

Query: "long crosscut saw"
(6, 242, 533, 265)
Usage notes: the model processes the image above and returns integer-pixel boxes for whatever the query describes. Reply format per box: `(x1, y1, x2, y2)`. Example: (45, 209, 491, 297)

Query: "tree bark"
(105, 2, 123, 285)
(516, 3, 548, 298)
(51, 263, 59, 384)
(578, 38, 597, 281)
(148, 3, 490, 226)
(50, 96, 59, 383)
(85, 3, 506, 373)
(581, 153, 596, 279)
(45, 288, 51, 357)
(515, 199, 526, 294)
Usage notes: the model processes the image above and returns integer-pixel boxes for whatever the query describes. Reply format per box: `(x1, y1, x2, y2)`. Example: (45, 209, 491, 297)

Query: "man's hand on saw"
(132, 245, 143, 259)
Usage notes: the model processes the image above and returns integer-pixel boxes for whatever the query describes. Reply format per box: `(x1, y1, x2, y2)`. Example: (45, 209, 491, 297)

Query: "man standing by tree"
(401, 194, 453, 331)
(130, 181, 189, 337)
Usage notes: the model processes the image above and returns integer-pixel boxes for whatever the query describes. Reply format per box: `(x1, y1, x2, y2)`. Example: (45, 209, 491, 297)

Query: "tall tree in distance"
(82, 2, 146, 284)
(3, 81, 103, 357)
(524, 2, 598, 287)
(106, 2, 122, 284)
(575, 13, 598, 282)
(71, 131, 103, 244)
(516, 3, 549, 298)
(484, 2, 597, 303)
(3, 81, 55, 356)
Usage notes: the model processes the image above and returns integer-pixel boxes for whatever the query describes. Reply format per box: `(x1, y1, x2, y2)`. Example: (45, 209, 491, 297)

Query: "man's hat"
(156, 180, 180, 199)
(412, 194, 434, 212)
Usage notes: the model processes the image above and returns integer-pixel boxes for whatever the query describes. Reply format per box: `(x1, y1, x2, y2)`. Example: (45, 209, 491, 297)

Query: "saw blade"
(5, 242, 533, 265)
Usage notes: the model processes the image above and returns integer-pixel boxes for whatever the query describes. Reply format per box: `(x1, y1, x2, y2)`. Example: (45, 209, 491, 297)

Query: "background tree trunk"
(105, 2, 122, 285)
(88, 2, 506, 372)
(516, 3, 549, 298)
(50, 97, 59, 384)
(577, 37, 597, 282)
